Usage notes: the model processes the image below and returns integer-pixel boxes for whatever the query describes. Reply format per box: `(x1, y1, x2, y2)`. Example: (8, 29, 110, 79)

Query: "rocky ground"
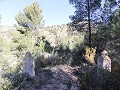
(29, 65, 81, 90)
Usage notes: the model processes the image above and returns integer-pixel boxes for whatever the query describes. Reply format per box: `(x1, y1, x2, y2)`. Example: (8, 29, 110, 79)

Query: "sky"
(0, 0, 75, 26)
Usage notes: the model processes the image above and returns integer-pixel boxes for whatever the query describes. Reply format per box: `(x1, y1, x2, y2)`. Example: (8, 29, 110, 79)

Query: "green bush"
(76, 61, 120, 90)
(1, 72, 32, 90)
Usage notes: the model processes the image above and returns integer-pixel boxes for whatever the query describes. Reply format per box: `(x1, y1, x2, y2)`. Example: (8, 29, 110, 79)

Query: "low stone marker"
(97, 50, 111, 83)
(23, 52, 35, 77)
(97, 50, 111, 72)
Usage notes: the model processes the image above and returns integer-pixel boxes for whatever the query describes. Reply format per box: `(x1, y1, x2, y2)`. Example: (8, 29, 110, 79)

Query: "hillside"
(0, 21, 120, 90)
(0, 23, 85, 89)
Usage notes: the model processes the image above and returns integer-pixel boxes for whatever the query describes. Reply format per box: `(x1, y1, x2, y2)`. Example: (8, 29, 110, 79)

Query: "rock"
(70, 83, 80, 90)
(23, 52, 35, 77)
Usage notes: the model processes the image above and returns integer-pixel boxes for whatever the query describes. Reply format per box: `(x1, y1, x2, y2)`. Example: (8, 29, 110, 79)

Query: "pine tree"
(15, 2, 43, 34)
(69, 0, 101, 22)
(69, 0, 102, 46)
(101, 0, 118, 23)
(109, 9, 120, 41)
(69, 0, 119, 47)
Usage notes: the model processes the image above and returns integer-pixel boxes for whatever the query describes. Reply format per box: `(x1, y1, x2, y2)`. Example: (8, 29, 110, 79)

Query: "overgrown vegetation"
(0, 1, 120, 89)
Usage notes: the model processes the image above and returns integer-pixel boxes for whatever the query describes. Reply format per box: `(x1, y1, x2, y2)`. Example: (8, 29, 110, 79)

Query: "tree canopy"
(69, 0, 102, 23)
(15, 2, 43, 34)
(69, 0, 119, 24)
(69, 0, 120, 47)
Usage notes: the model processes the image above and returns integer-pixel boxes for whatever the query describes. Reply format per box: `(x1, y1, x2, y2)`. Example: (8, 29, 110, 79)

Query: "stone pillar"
(23, 52, 35, 77)
(97, 50, 111, 72)
(97, 50, 111, 83)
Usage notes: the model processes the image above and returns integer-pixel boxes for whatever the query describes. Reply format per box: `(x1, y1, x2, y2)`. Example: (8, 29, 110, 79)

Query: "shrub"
(1, 72, 32, 90)
(84, 46, 96, 65)
(76, 60, 120, 90)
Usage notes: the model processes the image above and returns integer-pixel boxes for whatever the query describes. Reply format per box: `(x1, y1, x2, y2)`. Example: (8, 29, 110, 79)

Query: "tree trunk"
(88, 0, 91, 47)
